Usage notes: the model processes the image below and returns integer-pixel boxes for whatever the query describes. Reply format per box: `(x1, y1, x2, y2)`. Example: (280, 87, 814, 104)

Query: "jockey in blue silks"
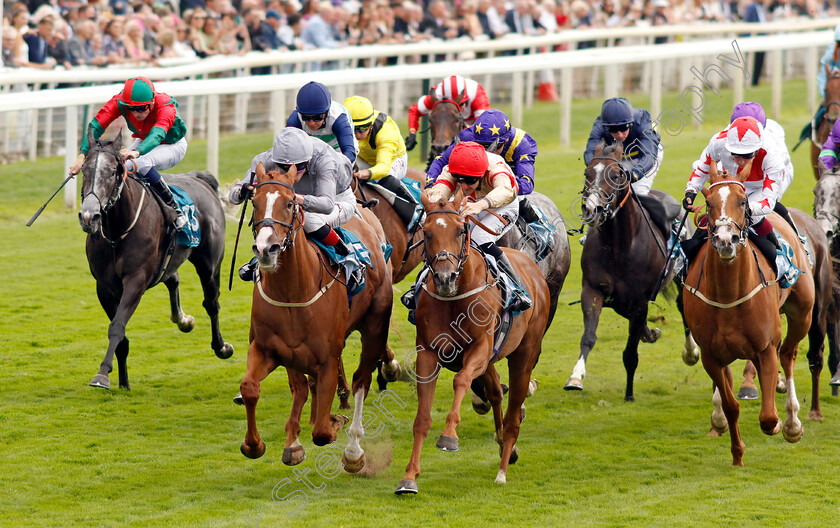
(798, 24, 840, 147)
(286, 81, 359, 164)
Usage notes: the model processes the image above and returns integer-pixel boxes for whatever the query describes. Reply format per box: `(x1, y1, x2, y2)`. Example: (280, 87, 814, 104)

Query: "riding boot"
(482, 244, 532, 312)
(376, 175, 422, 228)
(239, 256, 258, 282)
(773, 202, 806, 245)
(148, 171, 187, 231)
(311, 225, 365, 289)
(519, 196, 541, 224)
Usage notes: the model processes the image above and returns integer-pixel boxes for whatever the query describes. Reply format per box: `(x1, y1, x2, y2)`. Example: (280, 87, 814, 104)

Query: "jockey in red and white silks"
(405, 75, 490, 150)
(686, 116, 787, 225)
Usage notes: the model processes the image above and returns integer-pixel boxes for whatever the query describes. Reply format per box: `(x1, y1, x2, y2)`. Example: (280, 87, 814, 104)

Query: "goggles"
(452, 174, 481, 185)
(606, 123, 630, 133)
(731, 151, 757, 159)
(300, 113, 326, 122)
(276, 162, 308, 173)
(126, 104, 150, 113)
(354, 125, 371, 133)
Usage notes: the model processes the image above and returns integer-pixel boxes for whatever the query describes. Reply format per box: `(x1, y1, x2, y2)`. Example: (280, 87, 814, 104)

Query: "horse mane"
(602, 141, 622, 157)
(192, 171, 219, 192)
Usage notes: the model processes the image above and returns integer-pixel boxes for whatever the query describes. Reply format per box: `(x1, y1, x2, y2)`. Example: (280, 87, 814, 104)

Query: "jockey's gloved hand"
(405, 133, 417, 151)
(238, 184, 254, 202)
(683, 191, 697, 211)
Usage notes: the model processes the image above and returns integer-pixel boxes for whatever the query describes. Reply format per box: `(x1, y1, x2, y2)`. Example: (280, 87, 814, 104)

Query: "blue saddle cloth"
(400, 176, 422, 203)
(169, 185, 200, 247)
(521, 203, 556, 262)
(311, 227, 374, 296)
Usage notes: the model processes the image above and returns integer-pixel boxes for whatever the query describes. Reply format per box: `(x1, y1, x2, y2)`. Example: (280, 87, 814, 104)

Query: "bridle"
(428, 99, 465, 144)
(251, 179, 303, 253)
(423, 209, 470, 277)
(81, 144, 126, 215)
(707, 180, 750, 253)
(582, 155, 631, 226)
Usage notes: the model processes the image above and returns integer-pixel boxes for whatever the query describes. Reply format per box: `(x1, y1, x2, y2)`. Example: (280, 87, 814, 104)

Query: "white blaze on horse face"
(435, 217, 448, 229)
(712, 186, 734, 246)
(254, 191, 281, 255)
(585, 163, 606, 211)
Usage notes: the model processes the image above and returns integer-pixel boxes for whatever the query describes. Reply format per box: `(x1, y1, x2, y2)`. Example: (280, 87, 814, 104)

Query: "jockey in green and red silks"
(70, 76, 188, 230)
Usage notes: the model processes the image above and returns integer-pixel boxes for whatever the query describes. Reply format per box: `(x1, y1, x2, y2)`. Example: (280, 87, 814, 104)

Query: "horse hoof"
(381, 359, 401, 382)
(763, 419, 783, 436)
(435, 434, 459, 452)
(332, 414, 350, 429)
(776, 376, 787, 394)
(808, 410, 824, 421)
(89, 374, 111, 389)
(215, 343, 234, 360)
(783, 424, 804, 443)
(342, 451, 366, 473)
(682, 347, 700, 366)
(177, 315, 195, 333)
(494, 469, 507, 484)
(471, 392, 491, 415)
(737, 386, 759, 400)
(233, 392, 244, 405)
(241, 440, 266, 459)
(395, 479, 418, 495)
(499, 444, 520, 465)
(706, 427, 726, 437)
(564, 377, 583, 391)
(830, 373, 840, 387)
(641, 328, 661, 343)
(282, 445, 306, 465)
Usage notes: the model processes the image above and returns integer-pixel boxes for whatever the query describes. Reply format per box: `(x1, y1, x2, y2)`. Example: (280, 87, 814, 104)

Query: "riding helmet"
(470, 109, 512, 144)
(272, 127, 314, 165)
(730, 102, 766, 127)
(344, 96, 376, 127)
(725, 116, 763, 154)
(296, 81, 332, 115)
(440, 75, 468, 102)
(119, 77, 156, 107)
(448, 141, 489, 177)
(600, 97, 634, 126)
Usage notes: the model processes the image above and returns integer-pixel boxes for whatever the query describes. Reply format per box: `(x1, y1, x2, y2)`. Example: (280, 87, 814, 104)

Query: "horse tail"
(192, 171, 219, 192)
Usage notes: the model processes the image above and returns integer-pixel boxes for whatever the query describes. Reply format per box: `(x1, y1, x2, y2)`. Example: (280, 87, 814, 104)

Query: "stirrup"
(173, 213, 187, 231)
(239, 259, 257, 282)
(579, 233, 587, 246)
(509, 291, 532, 312)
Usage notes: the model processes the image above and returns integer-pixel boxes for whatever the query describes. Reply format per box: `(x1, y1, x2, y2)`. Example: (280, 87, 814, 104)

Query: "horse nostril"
(268, 243, 282, 254)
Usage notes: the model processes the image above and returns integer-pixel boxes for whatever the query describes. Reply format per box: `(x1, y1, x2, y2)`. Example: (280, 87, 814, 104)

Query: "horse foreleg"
(737, 360, 759, 400)
(240, 342, 279, 459)
(827, 307, 840, 392)
(754, 347, 782, 438)
(191, 256, 233, 359)
(91, 277, 146, 390)
(283, 369, 309, 466)
(806, 318, 826, 421)
(396, 347, 439, 495)
(477, 366, 505, 454)
(496, 352, 532, 484)
(780, 338, 806, 443)
(312, 357, 342, 447)
(676, 289, 699, 366)
(622, 309, 647, 402)
(565, 285, 603, 391)
(702, 355, 744, 465)
(437, 344, 490, 452)
(164, 273, 195, 333)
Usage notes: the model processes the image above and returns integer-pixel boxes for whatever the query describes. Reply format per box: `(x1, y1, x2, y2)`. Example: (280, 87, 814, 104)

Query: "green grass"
(2, 78, 839, 527)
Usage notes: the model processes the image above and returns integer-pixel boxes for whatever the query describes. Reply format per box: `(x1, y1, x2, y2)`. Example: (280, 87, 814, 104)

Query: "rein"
(423, 209, 470, 275)
(584, 155, 632, 226)
(99, 182, 146, 245)
(252, 179, 303, 253)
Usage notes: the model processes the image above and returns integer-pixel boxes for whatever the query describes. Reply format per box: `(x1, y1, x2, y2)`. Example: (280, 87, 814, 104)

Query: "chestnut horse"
(239, 163, 393, 473)
(812, 76, 840, 178)
(566, 140, 681, 401)
(78, 132, 233, 390)
(683, 160, 814, 466)
(395, 188, 550, 494)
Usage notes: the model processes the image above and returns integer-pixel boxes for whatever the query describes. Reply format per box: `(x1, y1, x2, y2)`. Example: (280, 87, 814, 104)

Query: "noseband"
(252, 179, 303, 253)
(81, 145, 125, 214)
(423, 209, 470, 276)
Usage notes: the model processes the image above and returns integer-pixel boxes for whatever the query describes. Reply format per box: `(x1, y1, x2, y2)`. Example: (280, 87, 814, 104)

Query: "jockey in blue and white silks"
(286, 81, 358, 164)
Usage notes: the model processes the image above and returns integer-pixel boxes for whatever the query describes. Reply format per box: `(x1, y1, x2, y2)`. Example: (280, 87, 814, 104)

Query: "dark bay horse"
(565, 140, 676, 401)
(812, 76, 840, 178)
(812, 173, 840, 393)
(425, 90, 465, 171)
(683, 161, 814, 465)
(395, 189, 550, 494)
(78, 132, 232, 391)
(240, 163, 392, 472)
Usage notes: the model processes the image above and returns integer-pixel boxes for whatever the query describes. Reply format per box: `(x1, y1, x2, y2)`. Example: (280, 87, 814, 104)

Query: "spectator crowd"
(1, 0, 832, 70)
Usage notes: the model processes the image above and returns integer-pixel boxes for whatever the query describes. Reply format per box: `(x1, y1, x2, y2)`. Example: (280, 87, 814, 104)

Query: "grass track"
(2, 78, 840, 527)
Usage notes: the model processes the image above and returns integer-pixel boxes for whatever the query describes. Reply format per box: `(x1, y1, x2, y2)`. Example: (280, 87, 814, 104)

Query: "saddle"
(636, 189, 681, 237)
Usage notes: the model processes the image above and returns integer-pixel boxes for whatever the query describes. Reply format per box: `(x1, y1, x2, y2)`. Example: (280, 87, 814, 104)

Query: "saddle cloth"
(311, 227, 374, 296)
(515, 199, 556, 262)
(169, 185, 200, 247)
(636, 189, 681, 237)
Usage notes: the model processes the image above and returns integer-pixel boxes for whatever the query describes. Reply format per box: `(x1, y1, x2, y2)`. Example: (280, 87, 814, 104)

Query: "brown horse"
(395, 188, 550, 494)
(78, 132, 233, 390)
(683, 160, 814, 466)
(729, 208, 835, 422)
(812, 76, 840, 178)
(566, 140, 679, 401)
(239, 163, 393, 473)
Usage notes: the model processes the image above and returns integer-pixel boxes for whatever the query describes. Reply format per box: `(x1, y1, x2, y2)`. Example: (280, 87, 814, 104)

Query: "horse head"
(814, 171, 840, 240)
(825, 76, 840, 124)
(704, 159, 750, 261)
(420, 186, 468, 297)
(581, 140, 628, 226)
(251, 162, 301, 272)
(78, 128, 126, 234)
(428, 92, 465, 159)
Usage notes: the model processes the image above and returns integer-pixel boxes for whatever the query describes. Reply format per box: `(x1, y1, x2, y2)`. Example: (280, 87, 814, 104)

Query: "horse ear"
(736, 159, 752, 182)
(255, 162, 268, 183)
(452, 186, 464, 209)
(420, 188, 432, 211)
(285, 164, 297, 185)
(114, 129, 123, 150)
(708, 159, 721, 183)
(429, 88, 438, 103)
(87, 127, 96, 148)
(700, 187, 709, 198)
(612, 140, 624, 159)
